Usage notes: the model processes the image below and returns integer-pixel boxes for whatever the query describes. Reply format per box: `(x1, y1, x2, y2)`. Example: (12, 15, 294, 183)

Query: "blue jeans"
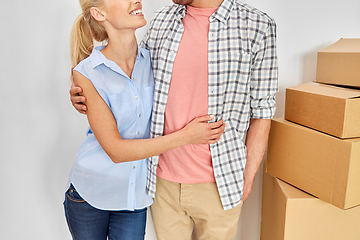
(64, 184, 147, 240)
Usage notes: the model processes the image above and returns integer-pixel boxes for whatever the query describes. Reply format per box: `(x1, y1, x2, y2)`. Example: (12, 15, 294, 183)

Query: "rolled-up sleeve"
(250, 19, 278, 119)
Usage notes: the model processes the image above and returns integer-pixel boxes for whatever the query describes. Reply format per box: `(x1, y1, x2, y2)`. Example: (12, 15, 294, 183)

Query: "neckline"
(186, 5, 218, 17)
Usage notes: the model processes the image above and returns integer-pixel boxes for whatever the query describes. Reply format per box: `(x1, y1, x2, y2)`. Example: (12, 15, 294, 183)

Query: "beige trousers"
(150, 177, 243, 240)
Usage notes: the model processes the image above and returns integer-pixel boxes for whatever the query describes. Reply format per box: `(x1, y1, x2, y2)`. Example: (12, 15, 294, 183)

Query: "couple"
(64, 0, 278, 239)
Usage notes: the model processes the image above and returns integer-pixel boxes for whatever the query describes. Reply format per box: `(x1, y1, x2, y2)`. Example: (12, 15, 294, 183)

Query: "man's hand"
(242, 118, 271, 202)
(242, 170, 255, 202)
(70, 82, 87, 114)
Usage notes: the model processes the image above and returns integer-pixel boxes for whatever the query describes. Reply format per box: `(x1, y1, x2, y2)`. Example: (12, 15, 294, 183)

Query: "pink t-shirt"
(157, 6, 218, 184)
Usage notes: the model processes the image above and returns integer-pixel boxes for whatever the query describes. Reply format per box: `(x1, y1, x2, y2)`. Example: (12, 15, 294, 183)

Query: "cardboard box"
(285, 82, 360, 138)
(316, 38, 360, 87)
(266, 118, 360, 209)
(261, 173, 360, 240)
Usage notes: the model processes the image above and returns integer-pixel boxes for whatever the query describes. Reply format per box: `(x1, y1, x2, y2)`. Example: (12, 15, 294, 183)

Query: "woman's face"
(102, 0, 147, 31)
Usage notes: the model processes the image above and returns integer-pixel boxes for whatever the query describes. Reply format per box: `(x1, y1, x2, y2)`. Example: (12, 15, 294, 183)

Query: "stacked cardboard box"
(285, 82, 360, 139)
(261, 38, 360, 239)
(316, 38, 360, 88)
(261, 173, 360, 240)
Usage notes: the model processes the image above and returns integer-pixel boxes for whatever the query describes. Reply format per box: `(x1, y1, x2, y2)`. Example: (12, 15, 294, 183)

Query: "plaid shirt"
(140, 0, 278, 210)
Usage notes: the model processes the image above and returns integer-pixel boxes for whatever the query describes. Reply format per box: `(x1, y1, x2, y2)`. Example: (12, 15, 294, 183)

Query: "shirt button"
(132, 78, 135, 81)
(135, 96, 138, 99)
(139, 114, 141, 117)
(137, 132, 140, 135)
(133, 166, 136, 169)
(131, 183, 134, 186)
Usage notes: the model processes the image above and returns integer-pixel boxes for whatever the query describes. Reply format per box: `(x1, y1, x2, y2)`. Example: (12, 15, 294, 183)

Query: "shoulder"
(232, 1, 276, 26)
(73, 55, 92, 73)
(154, 4, 180, 15)
(152, 4, 182, 21)
(73, 52, 103, 90)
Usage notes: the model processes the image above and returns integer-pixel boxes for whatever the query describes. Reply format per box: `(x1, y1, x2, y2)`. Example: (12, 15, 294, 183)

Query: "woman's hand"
(181, 115, 225, 145)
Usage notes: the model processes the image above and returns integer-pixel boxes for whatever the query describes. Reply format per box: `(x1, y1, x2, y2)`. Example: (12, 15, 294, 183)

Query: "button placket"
(127, 161, 137, 209)
(130, 80, 142, 138)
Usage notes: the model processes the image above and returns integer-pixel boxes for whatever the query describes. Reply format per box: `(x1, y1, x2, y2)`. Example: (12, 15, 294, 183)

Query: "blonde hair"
(70, 0, 108, 67)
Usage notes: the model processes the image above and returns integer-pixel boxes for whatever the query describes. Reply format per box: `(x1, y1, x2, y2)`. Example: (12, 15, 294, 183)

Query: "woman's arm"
(73, 71, 225, 163)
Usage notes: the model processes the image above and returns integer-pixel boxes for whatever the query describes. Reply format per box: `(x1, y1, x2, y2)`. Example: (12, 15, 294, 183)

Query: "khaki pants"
(150, 177, 243, 240)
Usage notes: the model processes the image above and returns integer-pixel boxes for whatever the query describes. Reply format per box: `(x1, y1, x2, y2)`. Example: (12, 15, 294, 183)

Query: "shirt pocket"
(219, 52, 252, 93)
(108, 91, 136, 133)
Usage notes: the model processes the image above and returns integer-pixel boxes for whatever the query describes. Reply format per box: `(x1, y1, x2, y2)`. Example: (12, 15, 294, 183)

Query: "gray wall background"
(1, 0, 359, 239)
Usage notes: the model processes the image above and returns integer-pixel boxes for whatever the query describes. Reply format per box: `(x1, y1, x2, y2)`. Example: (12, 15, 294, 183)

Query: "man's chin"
(172, 0, 194, 5)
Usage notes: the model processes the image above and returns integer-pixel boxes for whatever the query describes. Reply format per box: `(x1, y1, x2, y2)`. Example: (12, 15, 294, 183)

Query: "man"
(71, 0, 278, 239)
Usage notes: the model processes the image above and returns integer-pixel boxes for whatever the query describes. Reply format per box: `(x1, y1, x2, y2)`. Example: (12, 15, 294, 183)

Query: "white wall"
(0, 0, 359, 239)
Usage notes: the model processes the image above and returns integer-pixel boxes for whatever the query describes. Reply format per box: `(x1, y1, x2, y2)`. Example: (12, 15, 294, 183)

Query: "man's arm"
(242, 17, 278, 201)
(242, 118, 271, 202)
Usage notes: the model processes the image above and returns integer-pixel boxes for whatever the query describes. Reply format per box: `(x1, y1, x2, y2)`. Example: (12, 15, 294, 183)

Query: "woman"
(64, 0, 225, 239)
